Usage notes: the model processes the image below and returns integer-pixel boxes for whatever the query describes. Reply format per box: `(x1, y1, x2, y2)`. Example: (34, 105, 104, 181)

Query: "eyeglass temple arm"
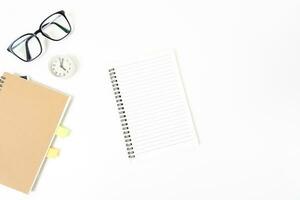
(25, 37, 32, 61)
(7, 36, 29, 51)
(42, 22, 71, 33)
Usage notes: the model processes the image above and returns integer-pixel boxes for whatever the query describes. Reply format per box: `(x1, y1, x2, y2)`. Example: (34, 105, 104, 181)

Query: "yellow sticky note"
(55, 126, 70, 138)
(47, 148, 60, 158)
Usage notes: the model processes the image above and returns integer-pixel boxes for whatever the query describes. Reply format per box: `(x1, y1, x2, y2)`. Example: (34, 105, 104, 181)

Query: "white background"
(0, 0, 300, 199)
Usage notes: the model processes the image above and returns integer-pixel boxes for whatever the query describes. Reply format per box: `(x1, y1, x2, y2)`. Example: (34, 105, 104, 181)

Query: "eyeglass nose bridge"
(34, 29, 42, 35)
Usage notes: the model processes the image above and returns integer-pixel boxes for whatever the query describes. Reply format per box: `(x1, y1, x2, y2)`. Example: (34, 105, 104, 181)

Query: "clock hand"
(60, 65, 67, 71)
(59, 58, 67, 71)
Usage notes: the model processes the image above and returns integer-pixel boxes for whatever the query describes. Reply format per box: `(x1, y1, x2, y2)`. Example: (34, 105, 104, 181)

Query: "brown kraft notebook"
(0, 72, 71, 193)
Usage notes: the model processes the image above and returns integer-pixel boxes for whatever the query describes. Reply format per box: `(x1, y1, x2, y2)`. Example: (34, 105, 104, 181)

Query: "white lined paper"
(111, 51, 198, 157)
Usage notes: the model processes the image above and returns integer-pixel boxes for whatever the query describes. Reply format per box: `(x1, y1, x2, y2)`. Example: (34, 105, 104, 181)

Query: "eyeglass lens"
(41, 13, 71, 40)
(11, 34, 41, 61)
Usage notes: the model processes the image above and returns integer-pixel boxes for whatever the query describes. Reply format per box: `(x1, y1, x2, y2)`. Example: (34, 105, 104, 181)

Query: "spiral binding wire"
(0, 75, 6, 91)
(109, 68, 135, 158)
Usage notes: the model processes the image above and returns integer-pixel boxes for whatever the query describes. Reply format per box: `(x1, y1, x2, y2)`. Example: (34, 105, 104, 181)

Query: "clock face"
(49, 56, 76, 78)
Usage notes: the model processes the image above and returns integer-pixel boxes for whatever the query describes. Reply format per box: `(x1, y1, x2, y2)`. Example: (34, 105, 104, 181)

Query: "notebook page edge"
(171, 51, 200, 144)
(29, 95, 71, 192)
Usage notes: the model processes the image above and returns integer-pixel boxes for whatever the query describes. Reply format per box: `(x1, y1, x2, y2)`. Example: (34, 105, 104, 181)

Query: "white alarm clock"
(49, 56, 76, 78)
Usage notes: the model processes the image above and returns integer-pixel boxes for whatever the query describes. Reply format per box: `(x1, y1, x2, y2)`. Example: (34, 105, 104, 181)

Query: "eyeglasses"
(7, 10, 72, 62)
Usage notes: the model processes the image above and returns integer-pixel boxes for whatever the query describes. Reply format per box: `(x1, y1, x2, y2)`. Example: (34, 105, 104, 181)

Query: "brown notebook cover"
(0, 73, 70, 193)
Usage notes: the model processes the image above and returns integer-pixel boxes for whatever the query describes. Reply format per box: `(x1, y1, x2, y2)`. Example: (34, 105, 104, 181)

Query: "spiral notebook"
(0, 73, 70, 193)
(109, 51, 198, 158)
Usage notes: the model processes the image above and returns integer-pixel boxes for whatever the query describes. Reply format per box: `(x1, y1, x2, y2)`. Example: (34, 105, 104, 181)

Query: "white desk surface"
(1, 0, 300, 199)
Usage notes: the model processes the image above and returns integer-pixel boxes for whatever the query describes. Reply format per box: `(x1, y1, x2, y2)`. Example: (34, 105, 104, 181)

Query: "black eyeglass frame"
(7, 10, 72, 62)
